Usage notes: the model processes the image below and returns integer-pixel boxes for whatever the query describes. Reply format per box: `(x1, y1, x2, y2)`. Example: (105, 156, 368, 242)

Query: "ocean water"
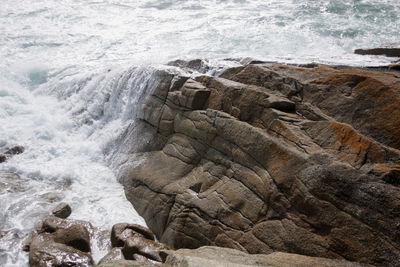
(0, 0, 399, 266)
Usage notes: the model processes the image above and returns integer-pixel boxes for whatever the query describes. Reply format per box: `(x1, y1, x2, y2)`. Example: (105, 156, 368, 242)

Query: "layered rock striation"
(116, 62, 400, 266)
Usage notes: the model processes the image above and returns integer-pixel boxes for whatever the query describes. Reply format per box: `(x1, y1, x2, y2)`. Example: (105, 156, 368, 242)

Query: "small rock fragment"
(52, 202, 72, 218)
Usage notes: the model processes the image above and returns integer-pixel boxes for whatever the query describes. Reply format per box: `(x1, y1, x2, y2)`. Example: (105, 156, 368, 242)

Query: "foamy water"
(1, 0, 400, 266)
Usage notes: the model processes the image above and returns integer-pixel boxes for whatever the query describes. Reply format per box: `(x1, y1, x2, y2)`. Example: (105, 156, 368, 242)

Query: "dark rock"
(53, 224, 91, 252)
(52, 202, 72, 218)
(122, 235, 171, 262)
(116, 62, 400, 267)
(355, 48, 400, 57)
(0, 145, 24, 163)
(389, 64, 400, 70)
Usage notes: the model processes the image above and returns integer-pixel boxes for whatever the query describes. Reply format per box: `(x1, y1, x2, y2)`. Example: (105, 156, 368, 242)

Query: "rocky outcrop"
(116, 61, 400, 266)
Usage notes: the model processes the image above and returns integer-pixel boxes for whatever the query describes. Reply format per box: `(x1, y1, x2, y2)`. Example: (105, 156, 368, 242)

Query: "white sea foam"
(1, 0, 400, 266)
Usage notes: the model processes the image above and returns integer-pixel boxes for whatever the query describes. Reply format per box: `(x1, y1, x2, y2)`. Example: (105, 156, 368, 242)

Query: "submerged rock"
(0, 145, 25, 163)
(116, 62, 400, 266)
(0, 172, 27, 193)
(111, 223, 172, 263)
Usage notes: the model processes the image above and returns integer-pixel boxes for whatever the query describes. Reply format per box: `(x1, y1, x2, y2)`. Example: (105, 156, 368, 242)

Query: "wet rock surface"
(110, 223, 172, 264)
(355, 48, 400, 57)
(27, 216, 93, 267)
(115, 62, 400, 266)
(52, 202, 72, 219)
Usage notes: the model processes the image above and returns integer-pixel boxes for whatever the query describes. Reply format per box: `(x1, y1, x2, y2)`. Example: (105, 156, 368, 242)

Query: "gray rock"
(52, 202, 72, 218)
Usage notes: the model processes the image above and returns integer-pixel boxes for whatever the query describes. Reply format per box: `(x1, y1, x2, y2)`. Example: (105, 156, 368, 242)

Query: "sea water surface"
(1, 0, 400, 266)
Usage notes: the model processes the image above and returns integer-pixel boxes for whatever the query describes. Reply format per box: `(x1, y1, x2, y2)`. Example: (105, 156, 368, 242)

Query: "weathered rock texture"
(117, 62, 400, 266)
(27, 216, 93, 267)
(106, 223, 172, 264)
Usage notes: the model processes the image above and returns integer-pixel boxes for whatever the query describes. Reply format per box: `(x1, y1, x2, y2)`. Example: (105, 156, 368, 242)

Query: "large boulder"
(116, 62, 400, 266)
(27, 216, 93, 267)
(29, 233, 93, 267)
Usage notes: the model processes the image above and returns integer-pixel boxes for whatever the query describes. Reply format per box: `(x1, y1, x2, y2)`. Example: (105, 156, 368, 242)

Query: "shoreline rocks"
(115, 61, 400, 266)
